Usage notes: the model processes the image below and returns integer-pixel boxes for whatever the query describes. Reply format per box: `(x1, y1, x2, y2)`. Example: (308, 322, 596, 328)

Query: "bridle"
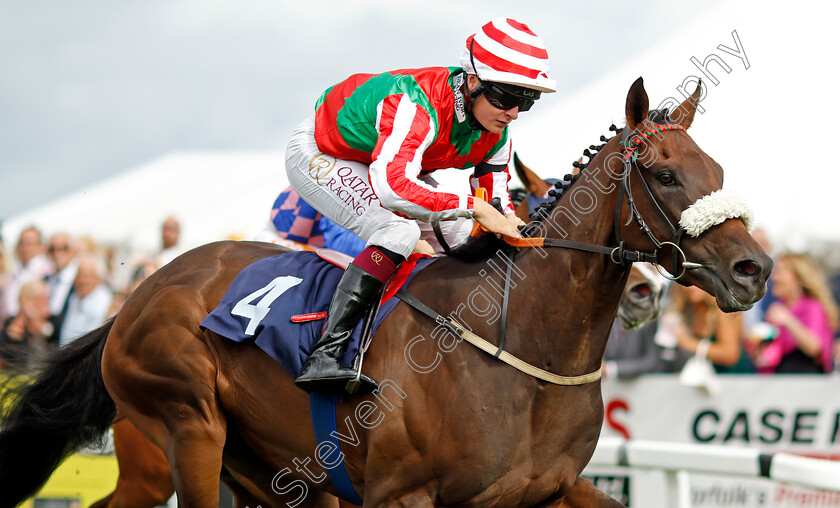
(613, 121, 702, 280)
(504, 121, 702, 281)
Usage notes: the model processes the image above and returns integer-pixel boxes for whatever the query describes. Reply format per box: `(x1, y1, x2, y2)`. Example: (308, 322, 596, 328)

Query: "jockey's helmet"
(460, 17, 556, 113)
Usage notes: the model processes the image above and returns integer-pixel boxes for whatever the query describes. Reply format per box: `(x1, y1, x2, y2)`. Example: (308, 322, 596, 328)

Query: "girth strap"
(395, 289, 602, 386)
(309, 393, 365, 505)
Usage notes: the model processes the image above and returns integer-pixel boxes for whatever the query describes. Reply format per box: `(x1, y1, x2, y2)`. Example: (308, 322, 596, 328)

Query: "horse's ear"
(625, 77, 649, 132)
(513, 153, 547, 196)
(672, 80, 703, 129)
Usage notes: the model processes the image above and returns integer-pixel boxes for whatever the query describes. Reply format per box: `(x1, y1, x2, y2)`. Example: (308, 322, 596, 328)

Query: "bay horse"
(0, 77, 771, 507)
(88, 263, 665, 508)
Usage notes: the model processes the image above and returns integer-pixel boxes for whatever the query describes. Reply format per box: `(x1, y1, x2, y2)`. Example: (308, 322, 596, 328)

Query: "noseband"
(614, 122, 700, 280)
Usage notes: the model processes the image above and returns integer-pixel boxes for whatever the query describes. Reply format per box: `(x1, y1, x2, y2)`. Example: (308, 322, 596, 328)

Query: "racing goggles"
(472, 80, 540, 112)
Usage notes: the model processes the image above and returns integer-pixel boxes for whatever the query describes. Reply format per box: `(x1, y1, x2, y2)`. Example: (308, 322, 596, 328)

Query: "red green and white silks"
(310, 66, 514, 222)
(286, 119, 476, 259)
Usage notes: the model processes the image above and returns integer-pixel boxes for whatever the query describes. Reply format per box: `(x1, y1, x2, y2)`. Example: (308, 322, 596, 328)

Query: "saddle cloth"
(200, 250, 435, 378)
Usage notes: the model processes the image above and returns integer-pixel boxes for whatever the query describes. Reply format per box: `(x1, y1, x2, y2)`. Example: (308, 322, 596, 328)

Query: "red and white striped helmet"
(460, 18, 556, 93)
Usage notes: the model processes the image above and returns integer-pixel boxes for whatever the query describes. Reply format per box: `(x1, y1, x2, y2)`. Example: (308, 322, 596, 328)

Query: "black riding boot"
(294, 263, 383, 394)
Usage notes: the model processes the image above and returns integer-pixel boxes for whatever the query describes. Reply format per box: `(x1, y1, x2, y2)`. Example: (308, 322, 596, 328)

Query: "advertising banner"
(585, 375, 840, 507)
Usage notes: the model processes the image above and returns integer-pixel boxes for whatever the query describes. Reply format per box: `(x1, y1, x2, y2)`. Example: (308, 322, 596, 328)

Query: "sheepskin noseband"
(679, 189, 754, 237)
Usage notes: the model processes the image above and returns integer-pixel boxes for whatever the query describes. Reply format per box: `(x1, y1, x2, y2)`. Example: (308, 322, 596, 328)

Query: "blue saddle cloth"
(200, 250, 435, 377)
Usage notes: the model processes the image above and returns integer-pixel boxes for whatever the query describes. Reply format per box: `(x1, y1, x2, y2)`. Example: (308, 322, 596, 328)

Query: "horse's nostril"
(734, 260, 759, 277)
(630, 283, 651, 297)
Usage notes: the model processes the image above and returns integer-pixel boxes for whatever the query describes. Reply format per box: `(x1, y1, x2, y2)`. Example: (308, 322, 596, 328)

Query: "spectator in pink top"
(754, 253, 839, 373)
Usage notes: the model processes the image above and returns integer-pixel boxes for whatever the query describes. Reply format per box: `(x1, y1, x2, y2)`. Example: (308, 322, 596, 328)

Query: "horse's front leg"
(536, 476, 626, 508)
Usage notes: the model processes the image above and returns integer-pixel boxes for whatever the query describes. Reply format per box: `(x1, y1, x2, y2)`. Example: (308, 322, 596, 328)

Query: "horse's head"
(513, 155, 667, 328)
(611, 77, 772, 311)
(618, 263, 668, 329)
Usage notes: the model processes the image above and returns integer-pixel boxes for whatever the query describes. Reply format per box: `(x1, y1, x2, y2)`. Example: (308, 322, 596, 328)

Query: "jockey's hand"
(473, 198, 522, 239)
(506, 213, 526, 229)
(413, 239, 436, 256)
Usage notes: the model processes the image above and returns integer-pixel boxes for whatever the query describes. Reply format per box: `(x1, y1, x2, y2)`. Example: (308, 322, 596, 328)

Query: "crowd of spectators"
(0, 217, 184, 372)
(604, 228, 840, 379)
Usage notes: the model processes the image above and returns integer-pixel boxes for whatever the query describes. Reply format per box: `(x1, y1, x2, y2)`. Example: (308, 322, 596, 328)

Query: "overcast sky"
(0, 0, 728, 223)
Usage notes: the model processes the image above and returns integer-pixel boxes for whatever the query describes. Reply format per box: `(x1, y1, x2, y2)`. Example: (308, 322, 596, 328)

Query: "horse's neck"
(506, 152, 630, 376)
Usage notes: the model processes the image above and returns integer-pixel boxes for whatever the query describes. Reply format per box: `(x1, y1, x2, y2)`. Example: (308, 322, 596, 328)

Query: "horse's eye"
(657, 171, 676, 186)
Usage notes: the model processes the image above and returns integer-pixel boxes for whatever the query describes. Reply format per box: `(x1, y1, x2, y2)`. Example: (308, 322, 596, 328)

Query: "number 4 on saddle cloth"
(200, 249, 436, 390)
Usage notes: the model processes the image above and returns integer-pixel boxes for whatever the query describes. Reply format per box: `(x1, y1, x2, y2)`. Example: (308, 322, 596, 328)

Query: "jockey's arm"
(367, 96, 521, 239)
(368, 95, 474, 223)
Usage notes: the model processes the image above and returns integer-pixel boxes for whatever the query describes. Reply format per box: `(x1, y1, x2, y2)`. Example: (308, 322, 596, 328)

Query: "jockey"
(285, 18, 556, 394)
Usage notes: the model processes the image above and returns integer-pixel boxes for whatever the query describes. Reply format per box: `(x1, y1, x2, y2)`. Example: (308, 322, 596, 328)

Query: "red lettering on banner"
(605, 399, 631, 440)
(775, 484, 840, 505)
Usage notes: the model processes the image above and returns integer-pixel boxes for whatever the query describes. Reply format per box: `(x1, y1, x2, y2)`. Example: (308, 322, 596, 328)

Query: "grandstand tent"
(1, 151, 287, 255)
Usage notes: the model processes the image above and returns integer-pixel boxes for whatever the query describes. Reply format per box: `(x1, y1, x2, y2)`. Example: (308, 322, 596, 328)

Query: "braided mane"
(523, 109, 673, 232)
(450, 109, 673, 262)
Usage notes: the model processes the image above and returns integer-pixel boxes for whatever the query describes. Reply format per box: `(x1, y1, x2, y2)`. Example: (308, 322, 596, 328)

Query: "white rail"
(589, 437, 840, 507)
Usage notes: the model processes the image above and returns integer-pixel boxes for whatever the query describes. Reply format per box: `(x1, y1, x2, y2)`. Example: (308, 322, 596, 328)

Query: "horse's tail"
(0, 318, 117, 506)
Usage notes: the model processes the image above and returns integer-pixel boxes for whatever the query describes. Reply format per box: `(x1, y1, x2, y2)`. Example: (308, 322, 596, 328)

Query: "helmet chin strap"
(465, 38, 491, 132)
(461, 76, 488, 132)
